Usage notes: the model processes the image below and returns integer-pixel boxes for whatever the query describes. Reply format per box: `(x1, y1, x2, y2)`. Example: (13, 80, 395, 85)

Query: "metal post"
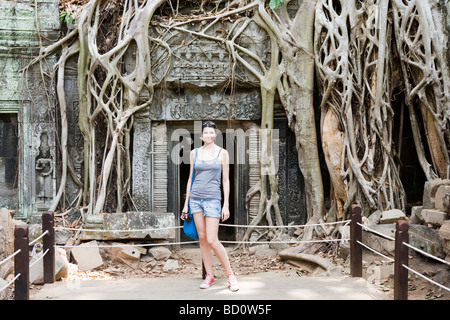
(394, 220, 409, 300)
(42, 211, 55, 284)
(350, 204, 362, 277)
(14, 225, 29, 300)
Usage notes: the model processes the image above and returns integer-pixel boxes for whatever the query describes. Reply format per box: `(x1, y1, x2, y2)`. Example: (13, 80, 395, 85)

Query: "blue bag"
(183, 148, 199, 240)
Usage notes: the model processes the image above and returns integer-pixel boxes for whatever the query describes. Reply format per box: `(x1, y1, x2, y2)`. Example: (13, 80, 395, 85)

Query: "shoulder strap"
(190, 148, 198, 191)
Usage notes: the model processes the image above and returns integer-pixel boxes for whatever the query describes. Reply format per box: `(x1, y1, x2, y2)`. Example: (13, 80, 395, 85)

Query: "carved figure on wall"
(35, 132, 53, 202)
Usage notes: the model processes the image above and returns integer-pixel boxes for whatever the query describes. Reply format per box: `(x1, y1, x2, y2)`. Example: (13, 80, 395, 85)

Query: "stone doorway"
(0, 114, 18, 209)
(168, 121, 249, 243)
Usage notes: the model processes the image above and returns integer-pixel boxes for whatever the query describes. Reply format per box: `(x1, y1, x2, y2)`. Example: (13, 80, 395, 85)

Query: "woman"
(181, 121, 239, 292)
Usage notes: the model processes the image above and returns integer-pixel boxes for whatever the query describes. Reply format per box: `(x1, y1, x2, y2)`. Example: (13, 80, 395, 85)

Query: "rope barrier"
(0, 273, 20, 293)
(354, 218, 450, 295)
(54, 219, 352, 233)
(29, 249, 49, 269)
(402, 264, 450, 292)
(402, 241, 450, 267)
(356, 240, 394, 262)
(56, 238, 346, 249)
(356, 222, 395, 241)
(54, 225, 184, 232)
(29, 230, 49, 246)
(0, 249, 21, 267)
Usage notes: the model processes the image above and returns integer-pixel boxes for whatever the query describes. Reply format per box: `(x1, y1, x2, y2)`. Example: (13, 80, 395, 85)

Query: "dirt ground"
(23, 242, 450, 300)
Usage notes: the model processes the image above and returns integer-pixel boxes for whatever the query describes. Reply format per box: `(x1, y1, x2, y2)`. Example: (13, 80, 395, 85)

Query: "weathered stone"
(80, 212, 176, 241)
(149, 246, 172, 261)
(55, 230, 73, 245)
(410, 206, 423, 224)
(0, 278, 9, 300)
(111, 243, 146, 268)
(423, 179, 450, 209)
(435, 186, 450, 212)
(367, 210, 382, 226)
(70, 240, 104, 271)
(163, 259, 179, 271)
(30, 247, 70, 284)
(0, 208, 14, 263)
(409, 224, 444, 258)
(421, 209, 449, 227)
(443, 193, 450, 215)
(362, 224, 396, 256)
(28, 224, 42, 244)
(379, 209, 406, 224)
(438, 220, 450, 240)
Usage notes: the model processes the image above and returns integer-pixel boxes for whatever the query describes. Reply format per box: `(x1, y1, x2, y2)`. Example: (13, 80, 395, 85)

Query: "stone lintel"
(80, 212, 176, 241)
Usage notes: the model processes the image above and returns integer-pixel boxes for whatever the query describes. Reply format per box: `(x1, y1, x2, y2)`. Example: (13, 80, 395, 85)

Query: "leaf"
(269, 0, 285, 10)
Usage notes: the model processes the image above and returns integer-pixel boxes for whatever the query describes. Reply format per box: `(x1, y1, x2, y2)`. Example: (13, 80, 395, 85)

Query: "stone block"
(149, 246, 172, 261)
(80, 212, 176, 241)
(435, 186, 450, 212)
(163, 259, 179, 271)
(379, 209, 406, 224)
(409, 224, 444, 258)
(421, 209, 449, 227)
(410, 206, 423, 224)
(423, 179, 450, 209)
(30, 247, 70, 284)
(362, 224, 396, 256)
(438, 220, 450, 240)
(70, 240, 104, 271)
(444, 193, 450, 215)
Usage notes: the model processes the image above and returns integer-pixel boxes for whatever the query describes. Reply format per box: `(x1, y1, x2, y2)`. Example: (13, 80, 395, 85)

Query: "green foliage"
(269, 0, 285, 10)
(60, 11, 75, 24)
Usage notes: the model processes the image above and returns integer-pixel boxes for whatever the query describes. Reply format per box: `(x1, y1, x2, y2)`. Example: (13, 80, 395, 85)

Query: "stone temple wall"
(0, 0, 60, 219)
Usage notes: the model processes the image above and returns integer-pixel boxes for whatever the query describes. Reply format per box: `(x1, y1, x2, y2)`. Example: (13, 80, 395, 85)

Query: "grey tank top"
(190, 148, 222, 200)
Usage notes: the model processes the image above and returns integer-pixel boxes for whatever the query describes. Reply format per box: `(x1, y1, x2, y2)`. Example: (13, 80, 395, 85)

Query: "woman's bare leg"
(193, 212, 214, 276)
(205, 217, 234, 276)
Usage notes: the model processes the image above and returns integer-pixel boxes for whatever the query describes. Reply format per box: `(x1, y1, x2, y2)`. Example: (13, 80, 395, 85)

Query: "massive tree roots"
(28, 0, 449, 243)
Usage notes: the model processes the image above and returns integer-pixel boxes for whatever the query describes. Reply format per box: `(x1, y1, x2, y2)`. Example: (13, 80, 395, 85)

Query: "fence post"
(394, 220, 409, 300)
(42, 211, 55, 284)
(14, 225, 29, 300)
(350, 204, 362, 277)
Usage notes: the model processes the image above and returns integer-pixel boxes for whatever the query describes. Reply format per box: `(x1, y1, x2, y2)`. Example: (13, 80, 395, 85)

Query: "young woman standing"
(181, 121, 239, 292)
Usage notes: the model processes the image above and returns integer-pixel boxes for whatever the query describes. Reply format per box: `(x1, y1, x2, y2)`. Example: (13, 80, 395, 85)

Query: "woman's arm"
(221, 149, 230, 221)
(182, 149, 195, 214)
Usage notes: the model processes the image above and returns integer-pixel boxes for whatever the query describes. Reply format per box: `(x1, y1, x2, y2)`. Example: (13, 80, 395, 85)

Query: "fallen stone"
(149, 246, 172, 261)
(80, 212, 176, 241)
(438, 220, 450, 240)
(0, 208, 14, 263)
(410, 206, 423, 224)
(362, 224, 396, 256)
(367, 210, 382, 226)
(0, 278, 9, 300)
(423, 179, 450, 209)
(70, 240, 104, 271)
(409, 224, 444, 258)
(444, 193, 450, 215)
(421, 209, 449, 227)
(249, 244, 278, 258)
(435, 186, 450, 212)
(379, 209, 406, 224)
(55, 230, 73, 245)
(111, 244, 146, 269)
(29, 247, 70, 284)
(163, 259, 179, 271)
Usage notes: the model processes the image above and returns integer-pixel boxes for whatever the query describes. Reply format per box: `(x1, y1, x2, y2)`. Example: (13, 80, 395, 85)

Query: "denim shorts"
(189, 198, 222, 219)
